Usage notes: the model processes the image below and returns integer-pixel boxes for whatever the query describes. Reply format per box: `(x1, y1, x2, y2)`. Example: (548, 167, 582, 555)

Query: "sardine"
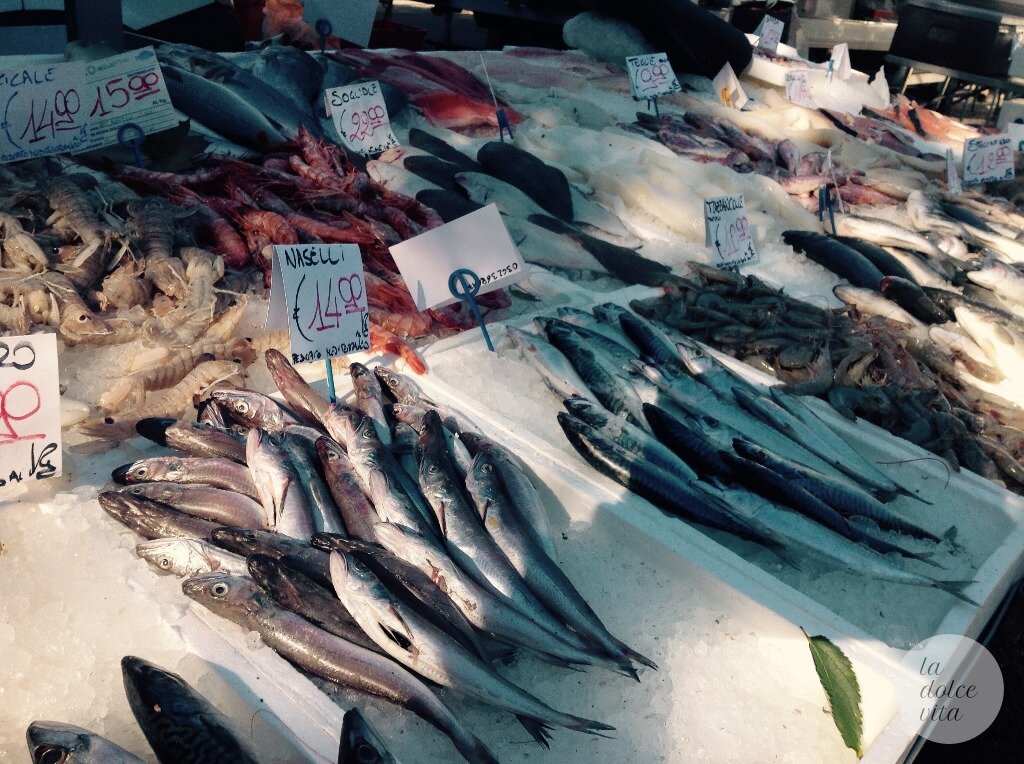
(122, 655, 258, 763)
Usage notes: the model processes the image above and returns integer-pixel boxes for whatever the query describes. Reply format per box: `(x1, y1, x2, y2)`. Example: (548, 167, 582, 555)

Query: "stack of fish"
(631, 263, 1024, 489)
(99, 351, 651, 762)
(625, 112, 903, 209)
(26, 657, 390, 763)
(504, 301, 976, 602)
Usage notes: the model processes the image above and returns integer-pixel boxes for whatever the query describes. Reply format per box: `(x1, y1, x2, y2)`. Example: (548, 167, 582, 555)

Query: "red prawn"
(165, 186, 250, 268)
(370, 307, 434, 338)
(116, 164, 226, 188)
(370, 324, 427, 374)
(287, 214, 377, 245)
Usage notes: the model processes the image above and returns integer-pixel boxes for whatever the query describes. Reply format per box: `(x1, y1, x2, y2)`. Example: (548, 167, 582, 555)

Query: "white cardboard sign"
(830, 43, 852, 81)
(704, 194, 759, 269)
(1008, 122, 1024, 152)
(389, 204, 526, 311)
(625, 53, 682, 100)
(963, 134, 1015, 186)
(267, 244, 370, 365)
(755, 16, 785, 54)
(0, 333, 62, 489)
(303, 0, 378, 47)
(946, 149, 963, 195)
(325, 80, 398, 156)
(712, 63, 748, 109)
(0, 47, 176, 164)
(785, 70, 815, 106)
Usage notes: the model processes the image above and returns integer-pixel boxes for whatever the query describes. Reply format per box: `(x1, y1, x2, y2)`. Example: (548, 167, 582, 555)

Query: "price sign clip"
(496, 107, 514, 143)
(117, 123, 146, 168)
(818, 186, 837, 234)
(448, 268, 494, 352)
(315, 18, 332, 53)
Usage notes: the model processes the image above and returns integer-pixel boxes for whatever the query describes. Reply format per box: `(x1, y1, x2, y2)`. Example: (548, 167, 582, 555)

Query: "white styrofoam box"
(997, 98, 1024, 130)
(415, 285, 1024, 650)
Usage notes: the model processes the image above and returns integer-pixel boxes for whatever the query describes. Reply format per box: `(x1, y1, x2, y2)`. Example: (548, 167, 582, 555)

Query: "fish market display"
(97, 350, 651, 760)
(487, 299, 978, 605)
(630, 267, 1024, 489)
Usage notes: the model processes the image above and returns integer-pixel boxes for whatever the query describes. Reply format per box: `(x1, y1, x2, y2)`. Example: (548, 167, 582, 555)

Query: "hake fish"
(136, 537, 249, 578)
(26, 721, 143, 764)
(246, 429, 315, 539)
(112, 455, 258, 499)
(183, 573, 498, 764)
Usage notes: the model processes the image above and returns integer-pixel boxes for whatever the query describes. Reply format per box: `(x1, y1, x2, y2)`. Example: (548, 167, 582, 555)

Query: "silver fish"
(246, 429, 315, 539)
(27, 721, 143, 764)
(214, 389, 299, 432)
(112, 456, 258, 499)
(350, 362, 392, 446)
(182, 572, 498, 764)
(329, 551, 614, 736)
(506, 325, 597, 403)
(116, 482, 268, 529)
(137, 537, 249, 577)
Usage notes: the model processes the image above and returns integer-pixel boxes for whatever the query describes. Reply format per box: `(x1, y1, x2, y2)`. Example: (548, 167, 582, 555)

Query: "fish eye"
(428, 463, 439, 474)
(355, 741, 378, 763)
(158, 557, 171, 569)
(134, 467, 147, 477)
(78, 315, 88, 322)
(131, 486, 143, 494)
(235, 402, 249, 413)
(34, 746, 68, 764)
(211, 582, 229, 597)
(481, 463, 492, 474)
(326, 450, 337, 460)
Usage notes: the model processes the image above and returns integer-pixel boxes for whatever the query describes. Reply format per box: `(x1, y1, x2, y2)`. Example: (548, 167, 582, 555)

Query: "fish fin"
(436, 501, 448, 536)
(934, 580, 979, 606)
(620, 645, 657, 672)
(378, 603, 416, 653)
(516, 716, 553, 748)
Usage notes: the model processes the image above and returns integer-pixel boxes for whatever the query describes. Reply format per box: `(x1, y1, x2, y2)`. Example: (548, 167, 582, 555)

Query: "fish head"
(415, 410, 447, 455)
(466, 453, 500, 505)
(349, 361, 375, 388)
(197, 398, 231, 429)
(562, 395, 603, 424)
(118, 481, 173, 503)
(137, 538, 202, 576)
(339, 709, 396, 764)
(373, 366, 420, 403)
(674, 336, 714, 376)
(209, 527, 261, 556)
(389, 403, 427, 431)
(591, 302, 629, 326)
(214, 389, 281, 430)
(456, 431, 488, 456)
(328, 550, 383, 603)
(181, 572, 264, 625)
(314, 435, 349, 471)
(417, 451, 448, 496)
(98, 491, 148, 527)
(121, 656, 197, 727)
(26, 721, 109, 764)
(245, 553, 293, 599)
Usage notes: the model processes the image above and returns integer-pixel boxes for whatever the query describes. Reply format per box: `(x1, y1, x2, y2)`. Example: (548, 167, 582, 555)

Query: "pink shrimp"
(286, 214, 377, 245)
(117, 164, 225, 188)
(369, 307, 434, 338)
(370, 324, 427, 374)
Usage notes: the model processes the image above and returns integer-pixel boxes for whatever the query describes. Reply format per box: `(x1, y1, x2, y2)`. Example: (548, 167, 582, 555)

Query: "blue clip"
(819, 186, 837, 234)
(496, 108, 513, 143)
(448, 268, 494, 352)
(117, 123, 145, 168)
(315, 18, 332, 53)
(324, 357, 337, 403)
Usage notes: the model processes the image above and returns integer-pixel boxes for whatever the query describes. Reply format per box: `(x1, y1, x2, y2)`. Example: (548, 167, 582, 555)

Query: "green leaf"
(805, 631, 864, 757)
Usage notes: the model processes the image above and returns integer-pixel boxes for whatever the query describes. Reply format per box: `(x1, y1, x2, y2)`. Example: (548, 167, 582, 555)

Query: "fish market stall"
(3, 7, 1024, 764)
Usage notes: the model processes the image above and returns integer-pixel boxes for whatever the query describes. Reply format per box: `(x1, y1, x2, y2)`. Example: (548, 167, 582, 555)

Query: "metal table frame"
(886, 53, 1024, 121)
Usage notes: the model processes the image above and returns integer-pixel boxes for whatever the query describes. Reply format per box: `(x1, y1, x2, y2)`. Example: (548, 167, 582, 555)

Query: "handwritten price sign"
(267, 244, 370, 365)
(0, 47, 176, 164)
(712, 63, 748, 109)
(963, 135, 1015, 186)
(755, 16, 785, 54)
(785, 70, 815, 107)
(0, 334, 61, 491)
(326, 80, 398, 156)
(704, 194, 759, 270)
(625, 53, 681, 100)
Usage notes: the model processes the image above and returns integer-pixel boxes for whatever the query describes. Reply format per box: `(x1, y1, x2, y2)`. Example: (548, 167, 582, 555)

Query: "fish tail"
(934, 579, 979, 606)
(516, 715, 554, 747)
(459, 737, 501, 764)
(559, 713, 616, 736)
(620, 643, 658, 672)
